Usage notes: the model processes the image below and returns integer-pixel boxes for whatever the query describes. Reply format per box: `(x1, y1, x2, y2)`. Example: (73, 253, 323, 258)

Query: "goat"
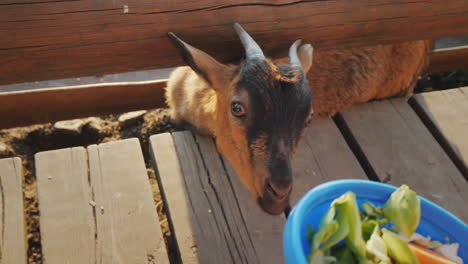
(165, 23, 429, 215)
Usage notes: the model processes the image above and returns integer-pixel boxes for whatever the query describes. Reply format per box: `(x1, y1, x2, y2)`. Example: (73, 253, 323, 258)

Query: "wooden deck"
(1, 88, 467, 264)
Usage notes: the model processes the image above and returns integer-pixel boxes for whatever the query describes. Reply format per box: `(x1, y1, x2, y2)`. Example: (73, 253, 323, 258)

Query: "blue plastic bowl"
(283, 179, 468, 264)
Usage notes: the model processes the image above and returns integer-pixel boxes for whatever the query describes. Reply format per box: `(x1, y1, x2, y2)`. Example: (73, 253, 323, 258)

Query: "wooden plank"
(36, 139, 169, 264)
(35, 147, 95, 264)
(0, 80, 166, 129)
(290, 118, 368, 205)
(427, 45, 468, 72)
(0, 41, 465, 130)
(411, 87, 468, 176)
(0, 157, 26, 264)
(150, 133, 197, 263)
(150, 132, 285, 264)
(0, 67, 175, 93)
(2, 0, 468, 84)
(196, 134, 285, 264)
(340, 99, 468, 221)
(435, 36, 468, 49)
(88, 138, 168, 264)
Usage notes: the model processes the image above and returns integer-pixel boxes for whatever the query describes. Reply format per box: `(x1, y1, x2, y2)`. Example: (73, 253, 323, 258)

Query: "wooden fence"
(1, 0, 468, 129)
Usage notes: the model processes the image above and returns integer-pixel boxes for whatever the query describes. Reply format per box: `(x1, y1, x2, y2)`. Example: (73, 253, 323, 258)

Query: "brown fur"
(165, 39, 430, 213)
(165, 67, 219, 136)
(309, 41, 429, 117)
(165, 63, 261, 193)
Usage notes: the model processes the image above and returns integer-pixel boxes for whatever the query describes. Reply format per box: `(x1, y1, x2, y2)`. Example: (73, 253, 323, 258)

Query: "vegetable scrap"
(307, 185, 463, 264)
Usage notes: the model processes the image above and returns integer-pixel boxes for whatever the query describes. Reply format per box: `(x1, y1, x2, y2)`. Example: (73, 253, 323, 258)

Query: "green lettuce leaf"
(382, 228, 419, 264)
(383, 185, 420, 238)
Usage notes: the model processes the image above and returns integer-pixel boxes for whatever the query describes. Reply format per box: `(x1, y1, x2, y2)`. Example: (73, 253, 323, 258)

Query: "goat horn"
(289, 39, 303, 69)
(234, 23, 265, 60)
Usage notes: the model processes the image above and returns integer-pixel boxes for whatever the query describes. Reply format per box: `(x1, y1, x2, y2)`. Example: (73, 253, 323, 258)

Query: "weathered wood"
(150, 133, 197, 263)
(0, 157, 26, 264)
(0, 80, 166, 129)
(88, 138, 168, 264)
(290, 118, 367, 204)
(435, 36, 468, 49)
(1, 42, 467, 131)
(411, 87, 468, 177)
(35, 139, 169, 264)
(150, 132, 285, 264)
(2, 0, 468, 84)
(35, 147, 95, 264)
(0, 67, 175, 93)
(340, 99, 468, 221)
(427, 45, 468, 72)
(200, 135, 285, 264)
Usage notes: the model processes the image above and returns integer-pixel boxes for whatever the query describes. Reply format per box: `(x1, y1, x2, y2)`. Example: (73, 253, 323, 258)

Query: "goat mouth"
(257, 196, 290, 215)
(265, 182, 290, 199)
(258, 184, 291, 215)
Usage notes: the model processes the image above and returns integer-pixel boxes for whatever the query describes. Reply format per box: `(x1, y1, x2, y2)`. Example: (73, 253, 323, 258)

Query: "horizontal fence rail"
(2, 0, 468, 85)
(1, 46, 468, 129)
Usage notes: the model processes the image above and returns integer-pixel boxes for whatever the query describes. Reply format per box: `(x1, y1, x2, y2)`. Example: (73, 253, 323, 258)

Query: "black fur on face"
(236, 58, 312, 182)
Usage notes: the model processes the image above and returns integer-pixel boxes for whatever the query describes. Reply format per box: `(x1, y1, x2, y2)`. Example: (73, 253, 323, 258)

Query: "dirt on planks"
(0, 108, 181, 264)
(1, 69, 467, 264)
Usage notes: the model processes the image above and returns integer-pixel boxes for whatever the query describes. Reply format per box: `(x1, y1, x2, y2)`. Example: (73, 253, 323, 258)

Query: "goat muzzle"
(258, 178, 292, 215)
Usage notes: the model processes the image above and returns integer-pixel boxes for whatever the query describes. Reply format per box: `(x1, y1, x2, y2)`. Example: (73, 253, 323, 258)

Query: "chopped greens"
(366, 224, 391, 264)
(332, 192, 369, 264)
(382, 228, 418, 264)
(383, 185, 420, 238)
(306, 185, 458, 264)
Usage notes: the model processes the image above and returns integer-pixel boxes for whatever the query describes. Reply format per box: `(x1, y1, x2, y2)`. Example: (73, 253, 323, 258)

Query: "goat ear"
(168, 32, 227, 90)
(298, 44, 314, 73)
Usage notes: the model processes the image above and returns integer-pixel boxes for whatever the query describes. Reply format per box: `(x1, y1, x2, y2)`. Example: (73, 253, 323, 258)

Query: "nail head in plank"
(150, 132, 285, 264)
(341, 99, 468, 221)
(291, 118, 367, 205)
(35, 147, 95, 264)
(88, 138, 168, 264)
(0, 157, 26, 264)
(413, 87, 468, 176)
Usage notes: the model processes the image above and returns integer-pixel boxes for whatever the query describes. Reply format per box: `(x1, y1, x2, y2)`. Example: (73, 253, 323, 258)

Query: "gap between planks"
(149, 116, 367, 263)
(338, 98, 468, 222)
(35, 138, 169, 264)
(151, 131, 274, 264)
(409, 87, 468, 178)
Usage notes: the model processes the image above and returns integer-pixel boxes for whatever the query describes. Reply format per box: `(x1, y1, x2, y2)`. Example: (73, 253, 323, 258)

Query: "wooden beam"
(2, 0, 468, 85)
(1, 43, 467, 130)
(427, 45, 468, 72)
(0, 80, 166, 129)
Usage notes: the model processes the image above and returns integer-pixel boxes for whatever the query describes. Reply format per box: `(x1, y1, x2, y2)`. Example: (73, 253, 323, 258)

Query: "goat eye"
(231, 102, 246, 117)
